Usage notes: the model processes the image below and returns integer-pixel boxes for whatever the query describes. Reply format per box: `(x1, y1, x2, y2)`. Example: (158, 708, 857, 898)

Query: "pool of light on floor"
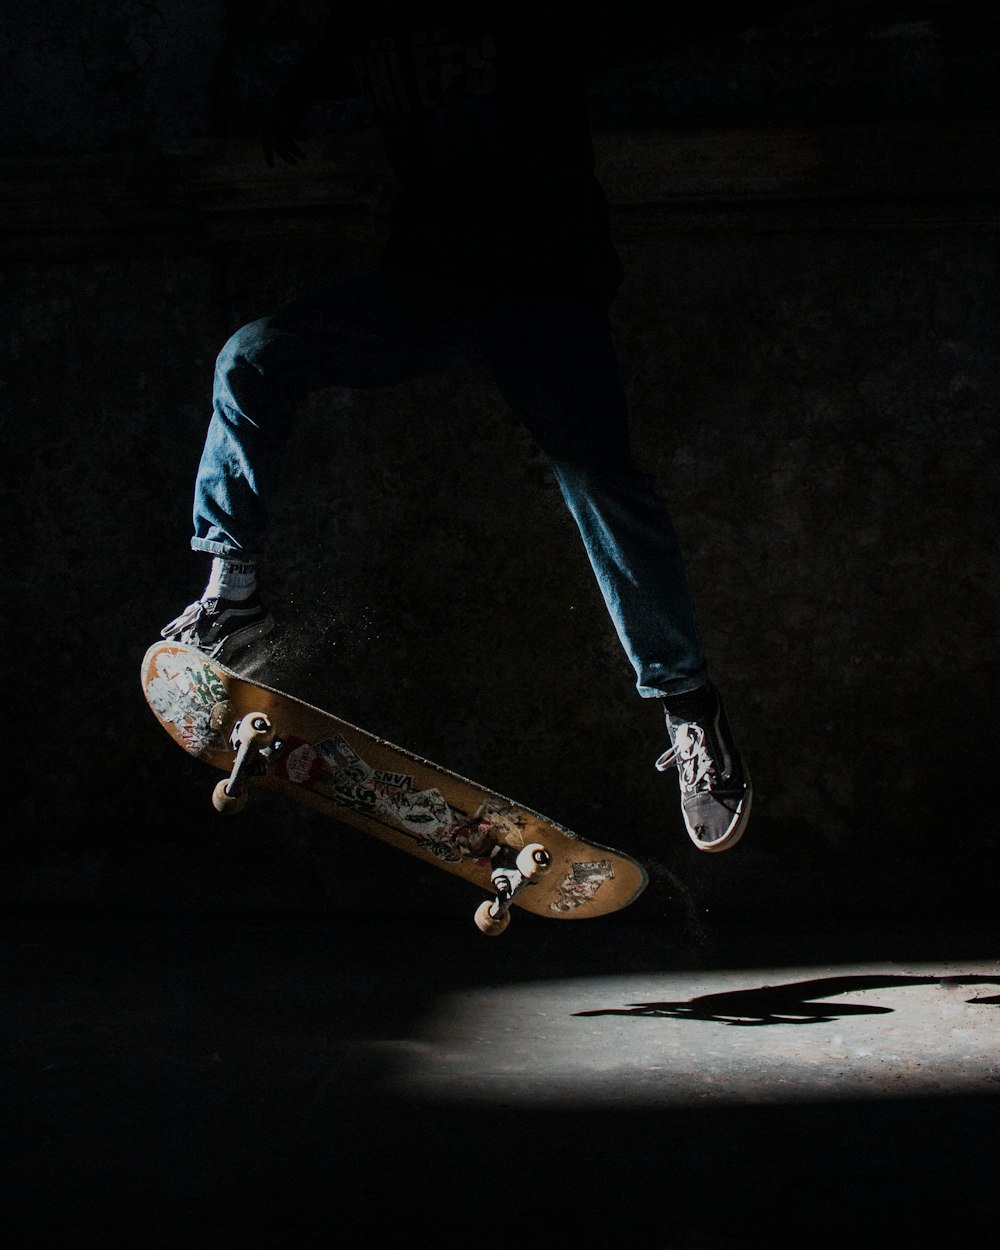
(380, 961, 1000, 1106)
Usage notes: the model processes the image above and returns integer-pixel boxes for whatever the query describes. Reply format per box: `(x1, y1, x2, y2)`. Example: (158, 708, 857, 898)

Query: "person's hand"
(262, 89, 312, 168)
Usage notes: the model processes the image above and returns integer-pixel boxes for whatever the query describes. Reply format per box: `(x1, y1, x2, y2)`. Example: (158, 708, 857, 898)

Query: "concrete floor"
(3, 882, 996, 1248)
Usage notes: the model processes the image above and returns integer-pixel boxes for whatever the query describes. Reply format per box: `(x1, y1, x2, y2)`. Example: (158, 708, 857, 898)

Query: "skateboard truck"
(212, 711, 278, 815)
(474, 843, 552, 936)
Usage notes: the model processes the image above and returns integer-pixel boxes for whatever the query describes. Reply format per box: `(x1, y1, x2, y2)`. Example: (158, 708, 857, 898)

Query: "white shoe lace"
(161, 599, 207, 640)
(655, 722, 718, 794)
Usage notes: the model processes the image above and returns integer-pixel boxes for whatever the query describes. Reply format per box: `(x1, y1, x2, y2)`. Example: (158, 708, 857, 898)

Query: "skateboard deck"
(141, 643, 647, 934)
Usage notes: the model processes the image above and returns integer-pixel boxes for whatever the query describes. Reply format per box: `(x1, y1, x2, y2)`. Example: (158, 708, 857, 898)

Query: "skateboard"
(141, 643, 647, 935)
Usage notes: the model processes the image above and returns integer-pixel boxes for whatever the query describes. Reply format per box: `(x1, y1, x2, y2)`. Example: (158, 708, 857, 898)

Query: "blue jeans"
(192, 272, 707, 698)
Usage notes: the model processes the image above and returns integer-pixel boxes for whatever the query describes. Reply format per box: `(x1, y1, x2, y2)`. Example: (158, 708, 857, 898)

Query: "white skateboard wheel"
(234, 713, 274, 749)
(212, 777, 248, 815)
(516, 843, 551, 879)
(474, 900, 511, 936)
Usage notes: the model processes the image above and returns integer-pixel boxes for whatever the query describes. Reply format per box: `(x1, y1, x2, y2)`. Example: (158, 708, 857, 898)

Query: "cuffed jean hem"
(637, 666, 710, 700)
(191, 537, 264, 562)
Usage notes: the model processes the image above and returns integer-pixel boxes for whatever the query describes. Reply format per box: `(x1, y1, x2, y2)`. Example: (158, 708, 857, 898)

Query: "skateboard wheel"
(516, 843, 552, 879)
(234, 713, 274, 749)
(212, 777, 248, 815)
(474, 900, 511, 937)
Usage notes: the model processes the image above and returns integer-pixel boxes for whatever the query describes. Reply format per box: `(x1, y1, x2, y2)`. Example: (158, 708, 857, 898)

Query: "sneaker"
(655, 685, 752, 852)
(160, 593, 274, 662)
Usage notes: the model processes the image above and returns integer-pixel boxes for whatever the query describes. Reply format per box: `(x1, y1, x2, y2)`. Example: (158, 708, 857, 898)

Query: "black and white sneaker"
(655, 685, 752, 853)
(160, 594, 274, 662)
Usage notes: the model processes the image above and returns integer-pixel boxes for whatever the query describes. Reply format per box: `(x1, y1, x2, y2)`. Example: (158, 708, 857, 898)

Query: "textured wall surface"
(3, 2, 998, 926)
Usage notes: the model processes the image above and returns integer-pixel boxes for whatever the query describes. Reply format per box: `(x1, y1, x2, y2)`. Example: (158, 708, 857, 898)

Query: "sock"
(204, 557, 257, 603)
(662, 681, 716, 724)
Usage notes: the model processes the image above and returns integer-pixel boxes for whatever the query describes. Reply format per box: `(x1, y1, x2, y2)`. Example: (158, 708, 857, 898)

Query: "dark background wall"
(3, 2, 998, 931)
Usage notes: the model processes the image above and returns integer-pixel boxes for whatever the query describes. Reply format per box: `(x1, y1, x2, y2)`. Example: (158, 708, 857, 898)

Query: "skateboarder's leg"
(474, 300, 751, 851)
(473, 301, 706, 696)
(165, 273, 459, 660)
(192, 273, 459, 559)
